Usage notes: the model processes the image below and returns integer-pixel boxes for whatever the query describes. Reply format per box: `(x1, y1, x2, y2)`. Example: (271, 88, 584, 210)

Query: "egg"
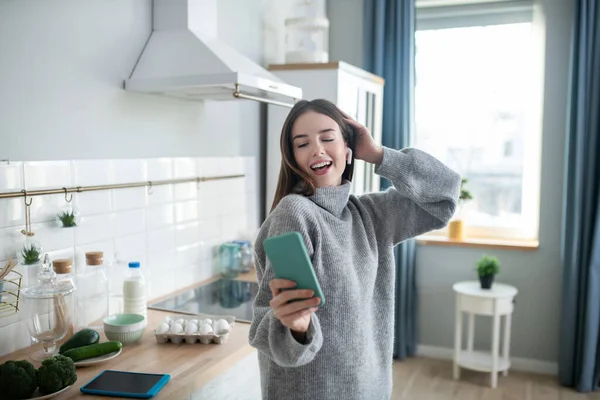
(156, 322, 169, 334)
(185, 322, 198, 334)
(171, 322, 184, 334)
(198, 323, 214, 335)
(188, 319, 199, 326)
(214, 319, 230, 334)
(200, 318, 212, 326)
(175, 318, 184, 325)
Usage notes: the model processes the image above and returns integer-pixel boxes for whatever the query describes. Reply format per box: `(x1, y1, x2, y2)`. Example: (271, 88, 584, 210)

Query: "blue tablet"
(80, 370, 171, 398)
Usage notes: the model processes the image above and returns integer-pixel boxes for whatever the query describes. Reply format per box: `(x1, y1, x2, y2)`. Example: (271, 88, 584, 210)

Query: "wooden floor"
(391, 357, 600, 400)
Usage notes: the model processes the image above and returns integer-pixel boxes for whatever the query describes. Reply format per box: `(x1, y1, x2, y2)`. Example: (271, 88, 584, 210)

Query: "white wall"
(328, 0, 574, 364)
(0, 0, 262, 161)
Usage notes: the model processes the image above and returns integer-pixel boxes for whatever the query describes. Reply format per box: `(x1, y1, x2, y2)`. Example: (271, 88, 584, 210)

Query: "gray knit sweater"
(249, 147, 461, 400)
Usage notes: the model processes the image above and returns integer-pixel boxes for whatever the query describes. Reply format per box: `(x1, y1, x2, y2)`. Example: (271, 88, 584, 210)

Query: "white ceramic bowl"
(103, 314, 146, 345)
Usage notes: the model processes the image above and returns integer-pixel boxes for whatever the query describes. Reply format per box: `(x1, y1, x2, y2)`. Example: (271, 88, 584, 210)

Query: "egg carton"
(153, 313, 236, 345)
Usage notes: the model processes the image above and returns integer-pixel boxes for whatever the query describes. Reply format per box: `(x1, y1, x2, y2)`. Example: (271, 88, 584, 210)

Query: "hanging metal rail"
(0, 174, 245, 200)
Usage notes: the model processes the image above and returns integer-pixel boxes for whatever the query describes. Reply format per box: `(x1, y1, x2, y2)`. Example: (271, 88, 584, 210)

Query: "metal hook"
(22, 189, 32, 206)
(64, 188, 73, 203)
(21, 190, 34, 237)
(147, 181, 153, 195)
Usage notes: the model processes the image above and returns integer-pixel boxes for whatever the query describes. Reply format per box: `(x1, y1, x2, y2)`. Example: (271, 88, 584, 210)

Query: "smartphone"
(263, 231, 325, 306)
(79, 370, 171, 398)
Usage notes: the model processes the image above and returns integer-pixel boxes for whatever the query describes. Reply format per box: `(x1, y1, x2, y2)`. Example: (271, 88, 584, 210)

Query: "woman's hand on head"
(269, 278, 320, 335)
(339, 109, 384, 165)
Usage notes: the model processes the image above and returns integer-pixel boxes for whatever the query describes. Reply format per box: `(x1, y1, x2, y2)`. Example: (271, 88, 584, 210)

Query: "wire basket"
(0, 270, 23, 318)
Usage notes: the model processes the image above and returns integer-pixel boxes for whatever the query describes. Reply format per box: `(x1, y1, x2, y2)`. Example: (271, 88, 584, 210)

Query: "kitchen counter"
(0, 271, 260, 400)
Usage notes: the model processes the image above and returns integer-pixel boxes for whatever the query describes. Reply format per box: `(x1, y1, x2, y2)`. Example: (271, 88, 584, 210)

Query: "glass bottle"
(75, 251, 109, 331)
(122, 261, 147, 321)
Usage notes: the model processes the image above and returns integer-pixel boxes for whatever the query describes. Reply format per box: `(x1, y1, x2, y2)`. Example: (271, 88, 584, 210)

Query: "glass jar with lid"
(220, 243, 242, 279)
(232, 241, 254, 273)
(22, 254, 75, 361)
(75, 251, 109, 331)
(52, 258, 76, 342)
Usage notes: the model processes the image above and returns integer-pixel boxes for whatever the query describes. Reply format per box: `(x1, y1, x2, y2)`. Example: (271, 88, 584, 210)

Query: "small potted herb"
(56, 205, 80, 228)
(57, 210, 77, 228)
(448, 178, 473, 241)
(19, 240, 42, 266)
(476, 254, 500, 289)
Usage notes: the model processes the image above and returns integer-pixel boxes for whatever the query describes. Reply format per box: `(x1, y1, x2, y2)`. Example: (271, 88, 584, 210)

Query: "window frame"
(414, 0, 543, 242)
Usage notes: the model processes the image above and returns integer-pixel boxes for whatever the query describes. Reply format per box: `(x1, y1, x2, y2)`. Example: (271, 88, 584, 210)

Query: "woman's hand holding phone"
(269, 278, 321, 335)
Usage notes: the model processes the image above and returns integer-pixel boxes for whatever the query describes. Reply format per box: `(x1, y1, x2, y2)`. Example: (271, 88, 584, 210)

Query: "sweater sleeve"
(248, 197, 324, 367)
(359, 146, 461, 245)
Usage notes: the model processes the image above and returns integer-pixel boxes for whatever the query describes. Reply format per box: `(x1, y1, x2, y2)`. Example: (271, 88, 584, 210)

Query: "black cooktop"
(148, 279, 259, 323)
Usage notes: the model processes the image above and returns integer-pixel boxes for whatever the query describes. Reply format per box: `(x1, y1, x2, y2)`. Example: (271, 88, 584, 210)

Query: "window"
(414, 3, 542, 241)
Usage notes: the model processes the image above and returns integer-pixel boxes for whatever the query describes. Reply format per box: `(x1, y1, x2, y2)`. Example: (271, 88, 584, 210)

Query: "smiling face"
(291, 111, 349, 188)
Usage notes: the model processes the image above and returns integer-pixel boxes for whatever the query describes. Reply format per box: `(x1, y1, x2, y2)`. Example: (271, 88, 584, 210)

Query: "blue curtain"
(363, 0, 417, 360)
(559, 0, 600, 393)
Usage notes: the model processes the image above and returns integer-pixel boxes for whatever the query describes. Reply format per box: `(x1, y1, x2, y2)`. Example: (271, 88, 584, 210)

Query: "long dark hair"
(270, 99, 355, 212)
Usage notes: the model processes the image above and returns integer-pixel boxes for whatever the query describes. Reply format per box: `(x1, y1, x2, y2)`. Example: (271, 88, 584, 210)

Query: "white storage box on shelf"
(153, 313, 236, 345)
(284, 0, 329, 63)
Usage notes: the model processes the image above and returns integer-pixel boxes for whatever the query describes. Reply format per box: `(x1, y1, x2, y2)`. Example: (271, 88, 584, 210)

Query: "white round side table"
(452, 281, 518, 388)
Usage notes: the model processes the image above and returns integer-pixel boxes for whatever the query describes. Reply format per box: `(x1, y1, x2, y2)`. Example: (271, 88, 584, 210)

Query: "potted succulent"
(448, 178, 473, 241)
(57, 209, 78, 228)
(18, 239, 44, 287)
(476, 254, 500, 289)
(56, 204, 80, 228)
(19, 241, 42, 266)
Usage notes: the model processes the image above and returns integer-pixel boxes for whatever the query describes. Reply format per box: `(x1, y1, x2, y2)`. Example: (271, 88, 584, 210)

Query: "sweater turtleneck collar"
(308, 180, 351, 216)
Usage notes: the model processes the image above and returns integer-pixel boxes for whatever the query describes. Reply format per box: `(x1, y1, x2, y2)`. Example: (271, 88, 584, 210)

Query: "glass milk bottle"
(75, 251, 109, 331)
(122, 261, 147, 322)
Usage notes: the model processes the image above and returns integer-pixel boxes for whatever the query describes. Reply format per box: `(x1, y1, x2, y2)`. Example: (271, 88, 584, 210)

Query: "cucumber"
(59, 328, 100, 354)
(62, 341, 123, 362)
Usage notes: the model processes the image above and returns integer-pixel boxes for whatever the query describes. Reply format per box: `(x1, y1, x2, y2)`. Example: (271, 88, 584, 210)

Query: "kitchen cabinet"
(265, 62, 384, 215)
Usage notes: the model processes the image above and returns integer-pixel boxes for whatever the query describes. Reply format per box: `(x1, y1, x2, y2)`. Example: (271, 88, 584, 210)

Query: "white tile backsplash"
(173, 182, 197, 201)
(111, 187, 147, 211)
(31, 222, 75, 252)
(0, 162, 23, 192)
(75, 214, 113, 245)
(72, 160, 114, 186)
(175, 222, 202, 248)
(0, 227, 25, 261)
(75, 190, 112, 216)
(28, 193, 64, 224)
(175, 200, 199, 223)
(146, 227, 176, 255)
(112, 159, 146, 185)
(0, 198, 25, 228)
(114, 233, 147, 262)
(0, 155, 257, 356)
(113, 209, 146, 238)
(147, 184, 173, 205)
(146, 158, 173, 181)
(146, 203, 175, 230)
(173, 158, 197, 179)
(24, 161, 71, 190)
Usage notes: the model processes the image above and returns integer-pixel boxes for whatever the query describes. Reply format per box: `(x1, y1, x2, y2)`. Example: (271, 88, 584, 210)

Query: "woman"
(249, 99, 461, 399)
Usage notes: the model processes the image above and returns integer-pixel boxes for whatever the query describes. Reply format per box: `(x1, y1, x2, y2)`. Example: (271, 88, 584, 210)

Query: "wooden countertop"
(0, 271, 259, 399)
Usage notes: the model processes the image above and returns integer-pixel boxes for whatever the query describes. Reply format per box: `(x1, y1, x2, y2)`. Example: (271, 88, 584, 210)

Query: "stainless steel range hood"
(124, 0, 302, 108)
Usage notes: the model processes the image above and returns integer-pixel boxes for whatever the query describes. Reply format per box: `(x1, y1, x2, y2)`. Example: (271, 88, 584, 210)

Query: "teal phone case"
(263, 232, 325, 306)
